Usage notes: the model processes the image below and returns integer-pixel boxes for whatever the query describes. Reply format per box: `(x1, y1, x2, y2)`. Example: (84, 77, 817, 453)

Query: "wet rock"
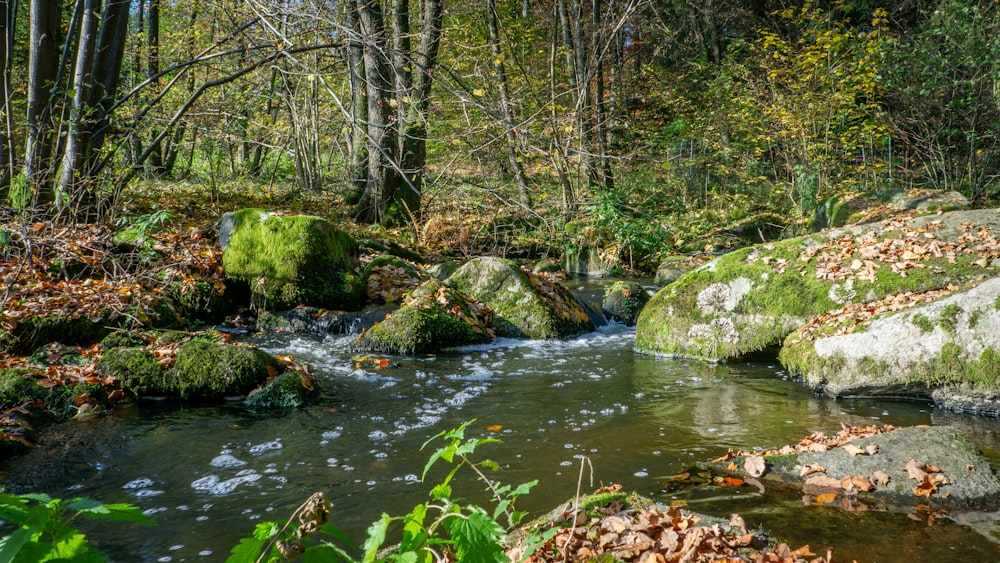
(220, 208, 363, 311)
(564, 244, 617, 277)
(601, 281, 650, 326)
(351, 280, 493, 354)
(244, 371, 320, 409)
(257, 307, 353, 335)
(887, 189, 970, 212)
(446, 257, 593, 339)
(746, 426, 1000, 509)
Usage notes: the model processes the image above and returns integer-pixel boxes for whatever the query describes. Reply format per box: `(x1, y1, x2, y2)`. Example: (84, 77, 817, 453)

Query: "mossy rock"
(780, 277, 1000, 406)
(257, 307, 352, 334)
(351, 280, 493, 354)
(636, 209, 1000, 361)
(154, 280, 235, 327)
(445, 257, 592, 339)
(97, 347, 168, 396)
(244, 371, 320, 409)
(425, 261, 460, 281)
(100, 331, 145, 350)
(532, 258, 563, 275)
(168, 339, 279, 400)
(601, 281, 650, 326)
(0, 315, 111, 355)
(654, 256, 696, 287)
(564, 244, 618, 277)
(221, 208, 363, 310)
(0, 368, 104, 418)
(363, 254, 426, 304)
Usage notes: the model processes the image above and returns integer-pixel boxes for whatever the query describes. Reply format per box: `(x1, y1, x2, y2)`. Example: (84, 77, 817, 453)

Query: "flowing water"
(4, 281, 1000, 562)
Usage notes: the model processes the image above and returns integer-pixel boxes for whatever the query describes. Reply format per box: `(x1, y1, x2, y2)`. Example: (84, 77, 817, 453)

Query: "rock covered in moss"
(636, 209, 1000, 361)
(781, 277, 1000, 412)
(244, 371, 320, 409)
(426, 261, 459, 280)
(601, 281, 650, 326)
(103, 339, 279, 400)
(221, 209, 363, 310)
(0, 368, 103, 418)
(564, 244, 617, 277)
(654, 256, 698, 287)
(0, 315, 109, 355)
(97, 347, 167, 395)
(445, 257, 592, 339)
(257, 307, 352, 335)
(351, 280, 494, 354)
(363, 254, 426, 304)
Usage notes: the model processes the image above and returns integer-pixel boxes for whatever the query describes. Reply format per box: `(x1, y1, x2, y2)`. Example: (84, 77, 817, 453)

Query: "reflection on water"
(3, 321, 1000, 562)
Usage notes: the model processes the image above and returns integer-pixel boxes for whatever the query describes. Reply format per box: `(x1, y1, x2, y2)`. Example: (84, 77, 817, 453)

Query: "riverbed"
(4, 286, 1000, 561)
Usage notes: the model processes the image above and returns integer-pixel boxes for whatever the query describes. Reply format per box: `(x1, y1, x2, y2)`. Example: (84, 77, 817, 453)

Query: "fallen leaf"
(840, 475, 874, 492)
(873, 470, 891, 486)
(486, 424, 502, 432)
(805, 475, 843, 489)
(815, 493, 837, 505)
(744, 455, 766, 478)
(800, 464, 825, 477)
(914, 475, 938, 498)
(905, 459, 928, 481)
(841, 443, 868, 456)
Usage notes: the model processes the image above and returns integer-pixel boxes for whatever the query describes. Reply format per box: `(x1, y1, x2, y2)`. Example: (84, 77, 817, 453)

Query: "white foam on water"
(249, 440, 282, 455)
(210, 454, 247, 468)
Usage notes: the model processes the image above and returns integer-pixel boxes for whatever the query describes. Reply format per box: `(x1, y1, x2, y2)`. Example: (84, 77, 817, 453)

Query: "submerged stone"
(244, 371, 320, 409)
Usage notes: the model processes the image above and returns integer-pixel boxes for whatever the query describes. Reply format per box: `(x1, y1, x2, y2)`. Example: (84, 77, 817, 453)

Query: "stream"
(4, 280, 1000, 562)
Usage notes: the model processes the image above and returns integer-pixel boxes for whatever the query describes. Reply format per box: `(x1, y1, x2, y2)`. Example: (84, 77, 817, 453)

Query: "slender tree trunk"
(345, 1, 367, 204)
(25, 0, 61, 205)
(57, 0, 101, 204)
(394, 0, 442, 223)
(0, 0, 16, 194)
(353, 0, 399, 224)
(146, 0, 164, 173)
(487, 0, 531, 206)
(592, 0, 613, 190)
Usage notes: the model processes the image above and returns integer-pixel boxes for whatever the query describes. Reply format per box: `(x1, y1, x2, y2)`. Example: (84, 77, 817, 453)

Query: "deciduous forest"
(2, 0, 997, 263)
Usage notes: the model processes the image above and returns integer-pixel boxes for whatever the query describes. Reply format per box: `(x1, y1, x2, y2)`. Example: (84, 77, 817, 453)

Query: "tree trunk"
(146, 0, 164, 173)
(352, 0, 399, 224)
(487, 0, 532, 206)
(25, 0, 61, 205)
(592, 0, 613, 190)
(394, 0, 442, 223)
(0, 0, 16, 194)
(345, 0, 367, 204)
(57, 0, 102, 204)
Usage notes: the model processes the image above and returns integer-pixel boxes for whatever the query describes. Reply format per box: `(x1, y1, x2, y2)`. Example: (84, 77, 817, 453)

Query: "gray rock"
(601, 281, 650, 326)
(765, 426, 1000, 509)
(564, 244, 616, 277)
(783, 277, 1000, 403)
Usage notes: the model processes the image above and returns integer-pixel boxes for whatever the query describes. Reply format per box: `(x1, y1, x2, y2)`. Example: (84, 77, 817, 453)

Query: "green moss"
(244, 371, 319, 409)
(969, 308, 983, 329)
(0, 368, 104, 418)
(352, 281, 492, 354)
(159, 280, 234, 327)
(100, 331, 145, 350)
(97, 348, 167, 396)
(994, 294, 1000, 311)
(168, 340, 279, 400)
(602, 281, 649, 326)
(911, 313, 934, 333)
(0, 315, 110, 355)
(222, 209, 363, 310)
(762, 453, 799, 472)
(938, 303, 961, 334)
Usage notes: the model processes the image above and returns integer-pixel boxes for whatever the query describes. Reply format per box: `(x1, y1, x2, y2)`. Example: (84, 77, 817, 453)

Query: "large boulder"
(220, 209, 363, 310)
(351, 280, 494, 354)
(636, 209, 1000, 361)
(781, 277, 1000, 412)
(445, 257, 593, 339)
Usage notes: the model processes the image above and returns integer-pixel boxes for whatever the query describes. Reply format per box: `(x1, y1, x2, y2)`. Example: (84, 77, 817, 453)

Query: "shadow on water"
(3, 281, 1000, 561)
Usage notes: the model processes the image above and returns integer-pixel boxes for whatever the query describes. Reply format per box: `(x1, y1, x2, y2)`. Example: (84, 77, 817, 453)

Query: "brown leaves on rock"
(720, 423, 895, 460)
(522, 268, 591, 325)
(905, 459, 953, 499)
(365, 264, 423, 304)
(517, 499, 828, 563)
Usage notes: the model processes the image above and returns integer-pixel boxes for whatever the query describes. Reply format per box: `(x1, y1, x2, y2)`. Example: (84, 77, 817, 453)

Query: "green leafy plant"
(0, 490, 154, 562)
(226, 421, 550, 563)
(115, 208, 174, 245)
